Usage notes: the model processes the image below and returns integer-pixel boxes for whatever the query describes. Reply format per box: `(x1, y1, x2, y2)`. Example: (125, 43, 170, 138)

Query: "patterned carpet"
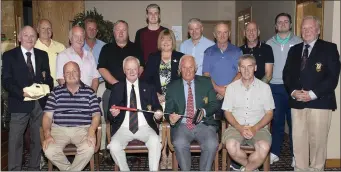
(22, 134, 340, 171)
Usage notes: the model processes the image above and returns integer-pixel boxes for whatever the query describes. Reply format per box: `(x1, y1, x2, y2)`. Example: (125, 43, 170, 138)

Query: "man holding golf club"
(107, 56, 163, 171)
(164, 55, 220, 171)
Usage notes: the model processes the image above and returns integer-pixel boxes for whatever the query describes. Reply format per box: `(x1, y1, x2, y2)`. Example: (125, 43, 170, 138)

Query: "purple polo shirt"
(202, 43, 242, 86)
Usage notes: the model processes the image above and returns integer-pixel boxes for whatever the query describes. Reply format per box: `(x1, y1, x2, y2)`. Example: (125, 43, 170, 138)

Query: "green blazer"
(164, 75, 220, 131)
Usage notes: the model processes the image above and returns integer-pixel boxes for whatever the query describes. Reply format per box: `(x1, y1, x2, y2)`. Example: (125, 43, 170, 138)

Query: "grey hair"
(301, 15, 321, 31)
(18, 26, 37, 39)
(68, 26, 85, 40)
(123, 56, 140, 69)
(238, 54, 257, 66)
(178, 55, 198, 71)
(188, 18, 203, 27)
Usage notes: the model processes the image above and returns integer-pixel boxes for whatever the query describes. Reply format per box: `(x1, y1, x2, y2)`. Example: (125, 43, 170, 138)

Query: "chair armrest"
(95, 126, 102, 153)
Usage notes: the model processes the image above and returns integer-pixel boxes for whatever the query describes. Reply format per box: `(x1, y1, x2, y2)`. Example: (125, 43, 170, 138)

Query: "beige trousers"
(107, 125, 162, 171)
(43, 125, 95, 171)
(291, 108, 332, 171)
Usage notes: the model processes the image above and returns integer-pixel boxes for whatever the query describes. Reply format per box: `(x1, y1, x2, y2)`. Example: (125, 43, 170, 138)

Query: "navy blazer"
(107, 80, 162, 136)
(283, 39, 340, 110)
(1, 47, 54, 113)
(143, 50, 184, 94)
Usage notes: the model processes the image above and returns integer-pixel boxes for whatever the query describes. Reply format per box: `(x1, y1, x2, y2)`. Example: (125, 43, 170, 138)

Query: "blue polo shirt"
(180, 36, 215, 76)
(202, 43, 242, 86)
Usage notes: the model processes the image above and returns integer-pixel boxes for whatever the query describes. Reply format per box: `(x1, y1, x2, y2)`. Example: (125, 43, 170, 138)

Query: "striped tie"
(186, 81, 195, 130)
(129, 84, 138, 134)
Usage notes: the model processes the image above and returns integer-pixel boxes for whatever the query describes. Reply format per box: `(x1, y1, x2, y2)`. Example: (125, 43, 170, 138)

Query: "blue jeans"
(269, 84, 293, 157)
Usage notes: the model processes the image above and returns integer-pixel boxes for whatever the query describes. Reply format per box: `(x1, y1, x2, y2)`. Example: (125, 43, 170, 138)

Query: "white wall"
(85, 1, 182, 43)
(182, 1, 236, 43)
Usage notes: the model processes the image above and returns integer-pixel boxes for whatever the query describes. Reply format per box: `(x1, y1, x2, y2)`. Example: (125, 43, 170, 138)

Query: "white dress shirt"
(21, 46, 36, 74)
(122, 79, 148, 128)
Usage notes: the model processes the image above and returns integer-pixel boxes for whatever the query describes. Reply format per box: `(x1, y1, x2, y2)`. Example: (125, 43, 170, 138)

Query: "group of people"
(2, 3, 340, 171)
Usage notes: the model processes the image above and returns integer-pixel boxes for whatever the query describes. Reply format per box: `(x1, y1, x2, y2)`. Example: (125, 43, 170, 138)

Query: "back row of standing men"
(2, 3, 339, 171)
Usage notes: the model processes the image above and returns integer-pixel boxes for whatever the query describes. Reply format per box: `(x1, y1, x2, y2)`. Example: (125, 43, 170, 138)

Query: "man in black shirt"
(240, 22, 274, 83)
(97, 19, 145, 123)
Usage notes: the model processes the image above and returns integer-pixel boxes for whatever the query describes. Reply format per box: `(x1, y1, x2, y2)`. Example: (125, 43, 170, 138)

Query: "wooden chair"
(166, 118, 226, 171)
(106, 120, 167, 171)
(39, 126, 102, 171)
(222, 122, 271, 171)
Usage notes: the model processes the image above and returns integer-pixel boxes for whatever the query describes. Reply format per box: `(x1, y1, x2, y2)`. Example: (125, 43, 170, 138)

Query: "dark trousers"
(269, 84, 293, 157)
(8, 101, 43, 171)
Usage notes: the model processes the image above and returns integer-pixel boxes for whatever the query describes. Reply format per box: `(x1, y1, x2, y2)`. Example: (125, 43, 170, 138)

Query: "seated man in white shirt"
(107, 56, 163, 171)
(222, 54, 275, 171)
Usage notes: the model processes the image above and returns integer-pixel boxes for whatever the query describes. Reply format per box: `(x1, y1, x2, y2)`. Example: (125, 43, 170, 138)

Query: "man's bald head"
(19, 26, 37, 50)
(37, 19, 52, 40)
(63, 61, 81, 85)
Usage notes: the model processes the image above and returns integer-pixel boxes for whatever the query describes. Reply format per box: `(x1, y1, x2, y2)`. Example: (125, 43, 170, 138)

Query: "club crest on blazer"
(147, 104, 152, 111)
(203, 96, 208, 104)
(315, 62, 322, 72)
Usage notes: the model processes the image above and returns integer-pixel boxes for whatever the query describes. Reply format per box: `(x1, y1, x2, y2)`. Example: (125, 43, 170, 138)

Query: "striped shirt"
(44, 83, 101, 127)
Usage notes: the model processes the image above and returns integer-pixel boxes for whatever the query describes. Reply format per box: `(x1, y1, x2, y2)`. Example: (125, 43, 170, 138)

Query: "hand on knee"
(226, 139, 239, 156)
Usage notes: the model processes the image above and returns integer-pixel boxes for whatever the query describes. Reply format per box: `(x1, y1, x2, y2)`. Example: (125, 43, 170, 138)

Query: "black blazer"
(283, 39, 340, 110)
(1, 47, 54, 113)
(107, 80, 162, 136)
(143, 50, 184, 94)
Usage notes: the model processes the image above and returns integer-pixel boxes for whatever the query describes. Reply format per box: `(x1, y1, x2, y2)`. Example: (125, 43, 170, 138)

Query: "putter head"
(192, 108, 204, 125)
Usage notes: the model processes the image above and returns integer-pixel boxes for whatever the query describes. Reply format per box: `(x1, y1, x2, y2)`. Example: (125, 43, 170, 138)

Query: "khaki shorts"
(222, 126, 272, 145)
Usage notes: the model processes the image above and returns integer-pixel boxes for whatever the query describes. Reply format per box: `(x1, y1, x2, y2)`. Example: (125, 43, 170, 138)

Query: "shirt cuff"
(291, 90, 296, 99)
(309, 90, 318, 100)
(202, 108, 206, 118)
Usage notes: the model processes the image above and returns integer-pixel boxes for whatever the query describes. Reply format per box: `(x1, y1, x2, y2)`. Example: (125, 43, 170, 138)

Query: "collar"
(21, 46, 34, 55)
(37, 38, 55, 47)
(182, 78, 194, 85)
(244, 40, 261, 49)
(62, 81, 85, 88)
(214, 42, 232, 52)
(114, 41, 132, 49)
(126, 78, 139, 88)
(239, 77, 257, 89)
(276, 32, 291, 43)
(190, 35, 204, 44)
(304, 39, 317, 48)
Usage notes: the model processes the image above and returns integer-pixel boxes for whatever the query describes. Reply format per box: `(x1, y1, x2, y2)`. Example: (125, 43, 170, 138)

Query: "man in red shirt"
(134, 3, 168, 64)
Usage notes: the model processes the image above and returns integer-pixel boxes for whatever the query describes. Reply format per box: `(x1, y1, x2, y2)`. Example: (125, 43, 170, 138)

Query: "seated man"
(107, 56, 163, 171)
(222, 54, 274, 171)
(164, 55, 220, 171)
(42, 61, 101, 171)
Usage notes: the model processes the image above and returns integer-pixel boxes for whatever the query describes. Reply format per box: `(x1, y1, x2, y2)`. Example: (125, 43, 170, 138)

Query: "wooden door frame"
(295, 0, 324, 39)
(235, 6, 252, 46)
